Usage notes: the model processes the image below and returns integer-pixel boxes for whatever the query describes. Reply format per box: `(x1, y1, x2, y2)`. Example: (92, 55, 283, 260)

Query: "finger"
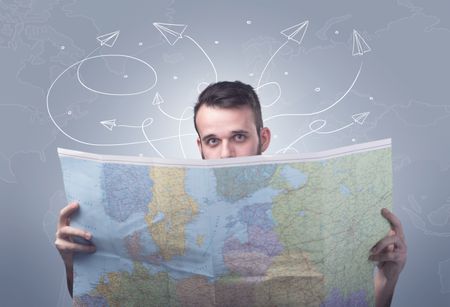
(371, 235, 405, 254)
(55, 238, 96, 254)
(58, 202, 79, 229)
(381, 208, 405, 240)
(368, 251, 401, 263)
(57, 226, 92, 241)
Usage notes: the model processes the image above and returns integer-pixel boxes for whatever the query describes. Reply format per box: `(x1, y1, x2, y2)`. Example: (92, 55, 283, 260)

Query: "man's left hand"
(369, 208, 407, 307)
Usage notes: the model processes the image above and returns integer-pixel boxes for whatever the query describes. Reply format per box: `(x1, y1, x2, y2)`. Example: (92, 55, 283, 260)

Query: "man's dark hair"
(193, 81, 263, 136)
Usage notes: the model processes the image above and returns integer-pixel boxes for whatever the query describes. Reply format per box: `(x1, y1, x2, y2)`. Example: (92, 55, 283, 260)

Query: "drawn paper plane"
(352, 112, 370, 125)
(352, 30, 371, 56)
(96, 30, 120, 47)
(280, 20, 309, 44)
(152, 92, 164, 105)
(100, 119, 117, 131)
(153, 22, 187, 46)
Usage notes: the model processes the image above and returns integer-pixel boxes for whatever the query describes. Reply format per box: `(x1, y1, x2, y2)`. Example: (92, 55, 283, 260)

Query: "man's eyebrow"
(231, 130, 249, 134)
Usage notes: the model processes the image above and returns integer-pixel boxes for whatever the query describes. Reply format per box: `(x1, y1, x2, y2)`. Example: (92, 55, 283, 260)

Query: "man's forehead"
(196, 105, 256, 135)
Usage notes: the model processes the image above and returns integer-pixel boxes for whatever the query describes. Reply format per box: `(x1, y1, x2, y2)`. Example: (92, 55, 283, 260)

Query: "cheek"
(237, 139, 259, 155)
(202, 146, 220, 159)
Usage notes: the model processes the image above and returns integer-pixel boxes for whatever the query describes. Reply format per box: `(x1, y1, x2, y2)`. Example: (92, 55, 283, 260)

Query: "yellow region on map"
(145, 167, 199, 261)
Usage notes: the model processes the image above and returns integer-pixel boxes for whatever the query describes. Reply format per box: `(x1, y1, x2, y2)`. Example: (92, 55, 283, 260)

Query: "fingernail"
(85, 233, 92, 240)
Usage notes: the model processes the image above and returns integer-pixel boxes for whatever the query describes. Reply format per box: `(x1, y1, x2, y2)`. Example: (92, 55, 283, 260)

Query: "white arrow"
(100, 118, 154, 131)
(152, 92, 164, 105)
(100, 119, 116, 131)
(279, 112, 371, 153)
(257, 21, 309, 107)
(280, 20, 309, 44)
(153, 22, 217, 82)
(153, 92, 192, 121)
(316, 112, 370, 135)
(96, 30, 120, 47)
(352, 29, 371, 56)
(352, 112, 370, 125)
(153, 23, 187, 46)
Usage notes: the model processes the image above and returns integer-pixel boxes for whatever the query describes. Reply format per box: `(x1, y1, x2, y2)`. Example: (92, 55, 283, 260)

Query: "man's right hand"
(54, 201, 96, 296)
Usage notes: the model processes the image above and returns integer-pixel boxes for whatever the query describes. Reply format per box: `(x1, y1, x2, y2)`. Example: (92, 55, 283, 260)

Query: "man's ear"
(260, 127, 271, 153)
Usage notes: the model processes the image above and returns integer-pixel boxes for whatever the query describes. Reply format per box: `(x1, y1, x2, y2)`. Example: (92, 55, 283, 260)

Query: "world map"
(58, 139, 392, 306)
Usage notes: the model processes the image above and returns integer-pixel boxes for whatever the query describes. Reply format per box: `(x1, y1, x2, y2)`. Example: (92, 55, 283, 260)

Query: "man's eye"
(207, 138, 218, 146)
(234, 134, 246, 142)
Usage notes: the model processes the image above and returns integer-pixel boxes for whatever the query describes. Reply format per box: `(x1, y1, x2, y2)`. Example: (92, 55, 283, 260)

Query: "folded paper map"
(58, 138, 392, 307)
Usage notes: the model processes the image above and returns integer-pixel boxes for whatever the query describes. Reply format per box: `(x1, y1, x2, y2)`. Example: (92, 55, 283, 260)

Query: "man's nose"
(220, 141, 234, 159)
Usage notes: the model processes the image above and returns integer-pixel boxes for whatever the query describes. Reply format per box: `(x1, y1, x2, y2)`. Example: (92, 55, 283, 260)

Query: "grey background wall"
(1, 0, 449, 306)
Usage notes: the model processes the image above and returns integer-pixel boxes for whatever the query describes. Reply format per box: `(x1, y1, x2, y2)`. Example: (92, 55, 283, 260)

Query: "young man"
(56, 81, 407, 306)
(194, 80, 271, 159)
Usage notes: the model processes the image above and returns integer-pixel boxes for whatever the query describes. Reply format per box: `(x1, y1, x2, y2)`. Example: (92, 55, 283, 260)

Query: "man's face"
(195, 105, 271, 160)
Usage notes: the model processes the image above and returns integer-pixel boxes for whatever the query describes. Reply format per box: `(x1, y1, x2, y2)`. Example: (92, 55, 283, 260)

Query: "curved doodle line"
(264, 62, 363, 122)
(76, 54, 158, 96)
(256, 41, 289, 90)
(178, 107, 194, 158)
(47, 54, 151, 146)
(151, 133, 197, 142)
(255, 81, 282, 108)
(278, 114, 365, 153)
(275, 147, 299, 154)
(116, 124, 144, 128)
(197, 81, 209, 94)
(316, 122, 354, 134)
(185, 35, 218, 82)
(256, 21, 309, 108)
(47, 58, 194, 146)
(118, 119, 154, 129)
(140, 117, 164, 158)
(278, 119, 327, 154)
